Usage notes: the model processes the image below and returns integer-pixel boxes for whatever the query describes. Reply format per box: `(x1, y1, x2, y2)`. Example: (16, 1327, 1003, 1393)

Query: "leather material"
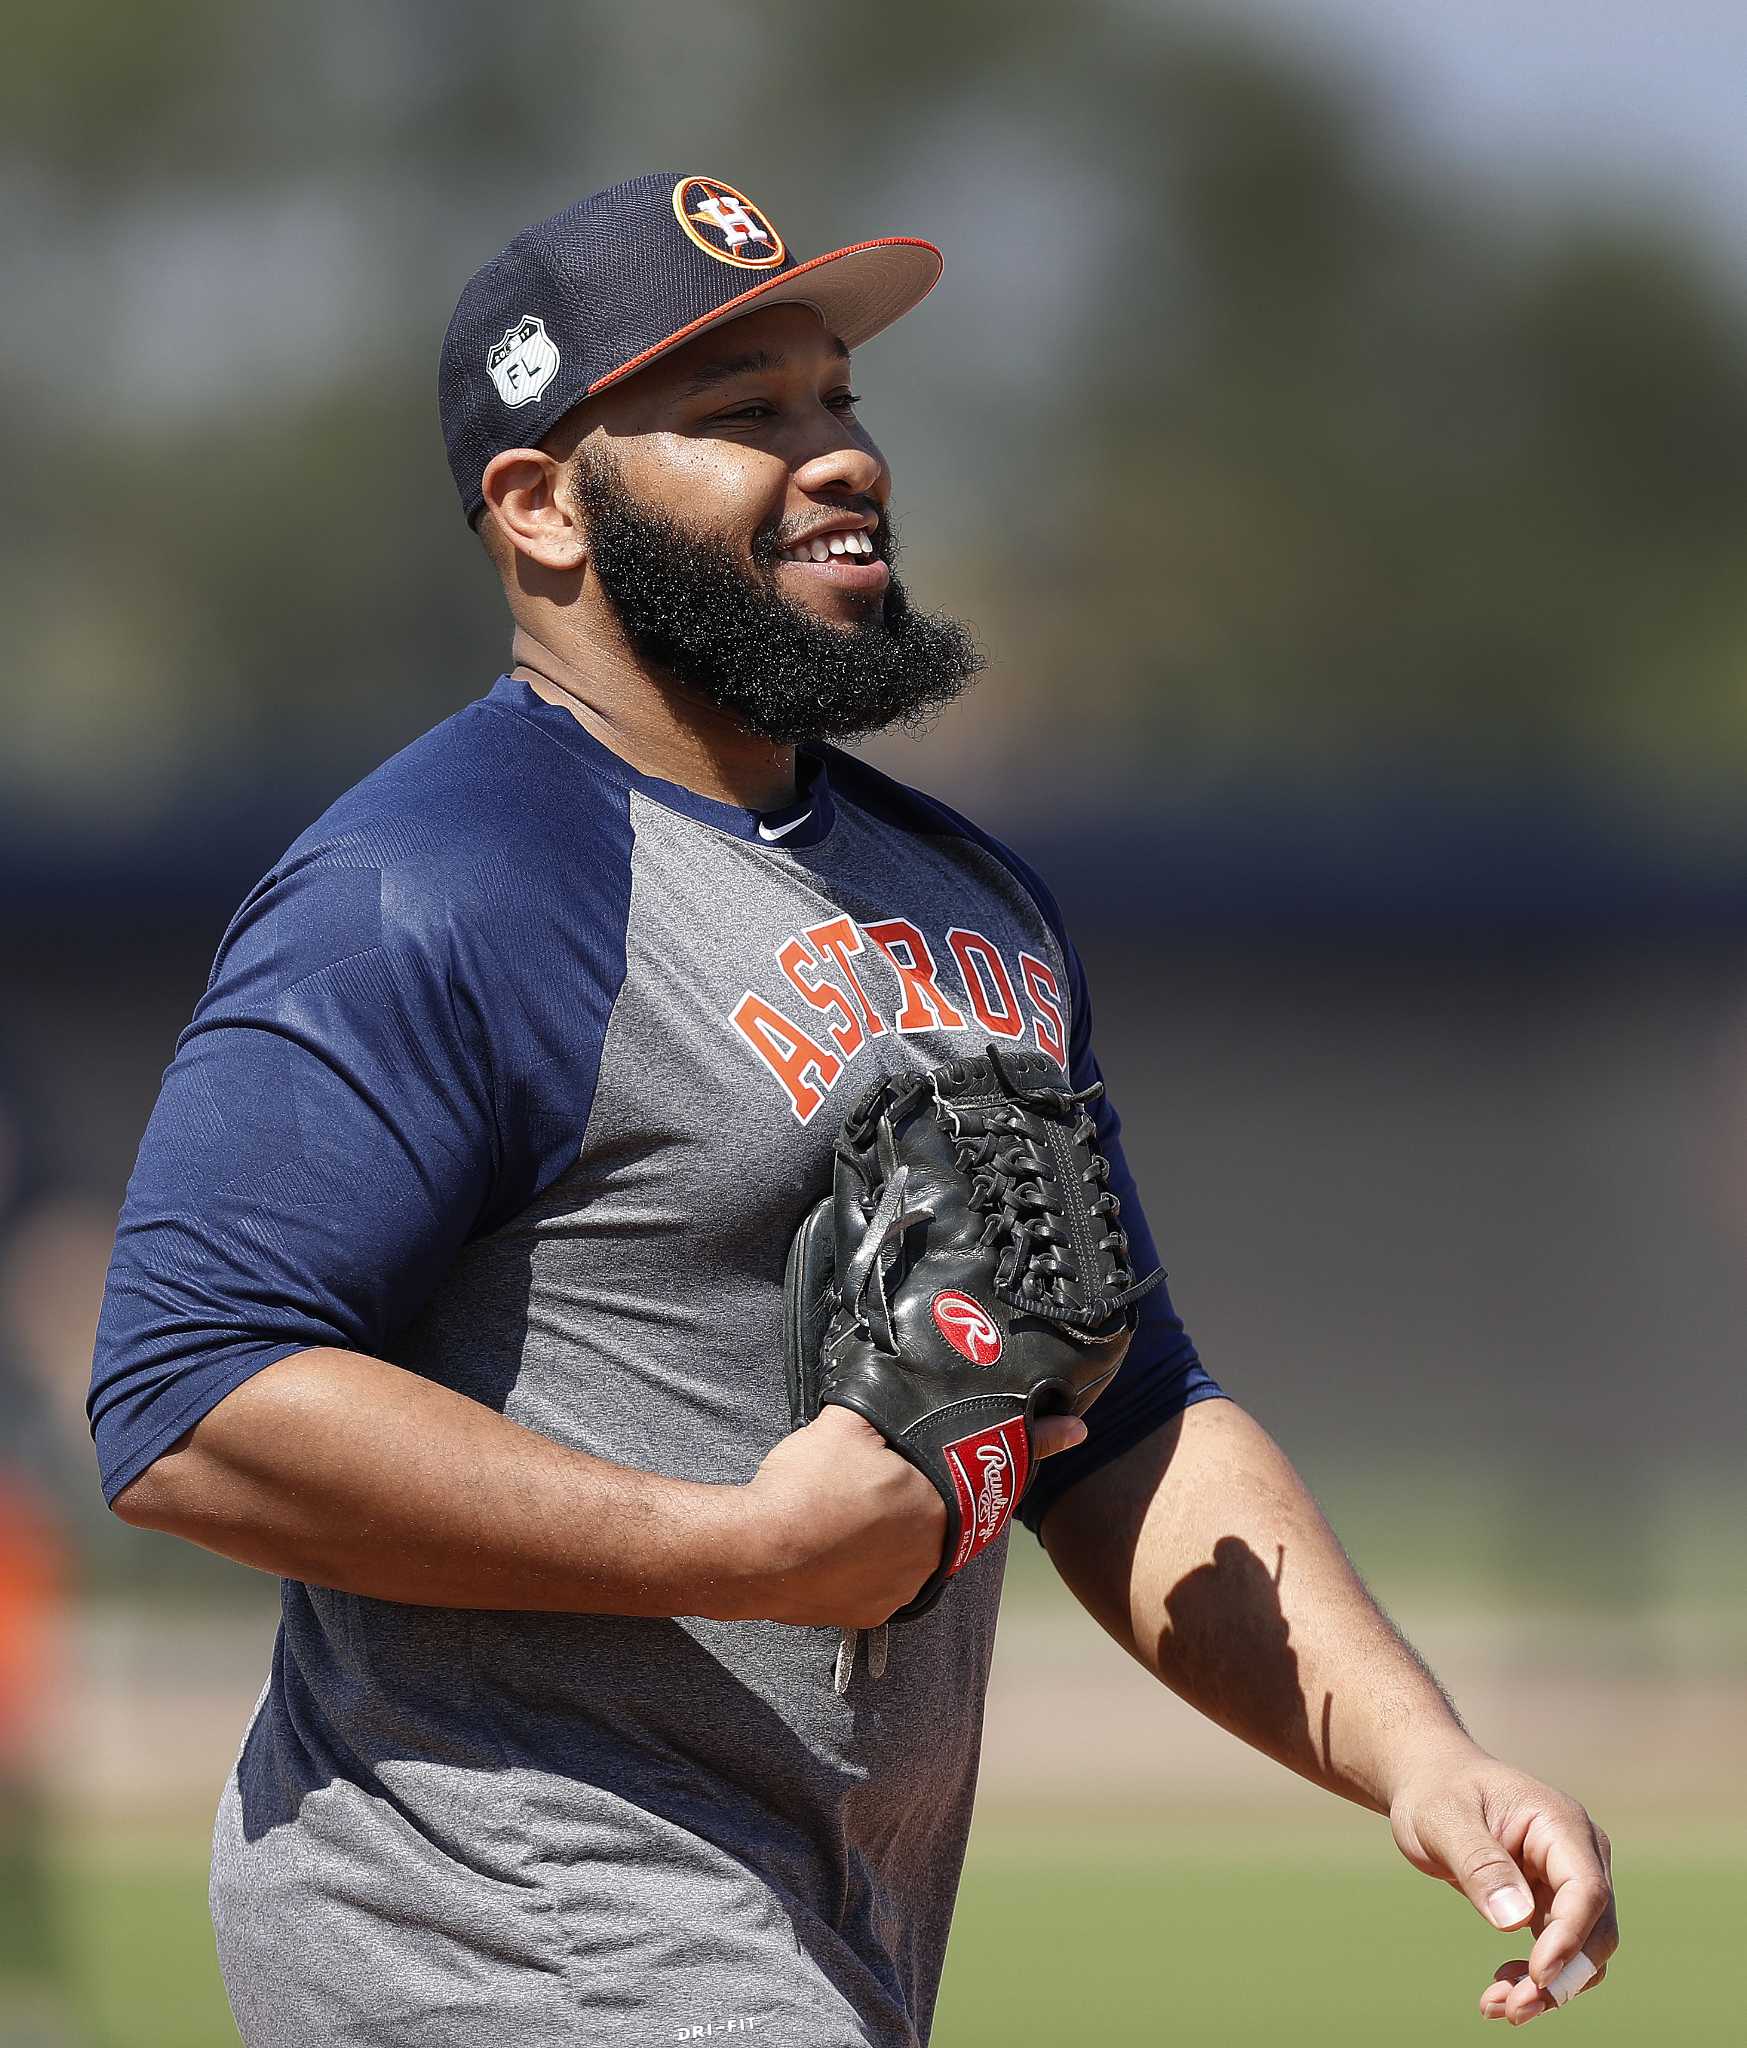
(783, 1047, 1161, 1621)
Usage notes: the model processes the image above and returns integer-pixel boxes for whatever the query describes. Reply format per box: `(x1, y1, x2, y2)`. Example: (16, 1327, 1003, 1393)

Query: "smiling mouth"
(772, 529, 889, 591)
(777, 530, 880, 564)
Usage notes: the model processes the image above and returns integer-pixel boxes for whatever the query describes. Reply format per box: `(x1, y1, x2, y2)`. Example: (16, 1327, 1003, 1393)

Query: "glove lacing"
(832, 1162, 937, 1360)
(934, 1049, 1162, 1327)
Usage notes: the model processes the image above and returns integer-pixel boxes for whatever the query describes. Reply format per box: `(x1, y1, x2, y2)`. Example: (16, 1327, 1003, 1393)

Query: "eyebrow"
(677, 336, 851, 396)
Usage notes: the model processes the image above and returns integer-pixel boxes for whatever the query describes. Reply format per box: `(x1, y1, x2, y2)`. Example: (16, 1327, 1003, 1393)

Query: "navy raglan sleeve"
(89, 854, 504, 1505)
(1016, 933, 1226, 1535)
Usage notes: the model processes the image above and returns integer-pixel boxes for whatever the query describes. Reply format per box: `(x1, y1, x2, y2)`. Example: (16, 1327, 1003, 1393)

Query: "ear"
(479, 447, 586, 573)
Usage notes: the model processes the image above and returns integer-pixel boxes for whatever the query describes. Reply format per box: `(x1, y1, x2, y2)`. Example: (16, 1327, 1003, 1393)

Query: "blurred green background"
(2, 1, 1743, 2040)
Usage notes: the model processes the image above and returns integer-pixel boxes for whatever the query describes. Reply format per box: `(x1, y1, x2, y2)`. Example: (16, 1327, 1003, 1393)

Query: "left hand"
(1388, 1746, 1618, 2025)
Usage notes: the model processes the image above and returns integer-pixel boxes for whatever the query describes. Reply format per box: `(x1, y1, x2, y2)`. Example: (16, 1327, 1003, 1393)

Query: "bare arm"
(1043, 1396, 1462, 1810)
(112, 1346, 932, 1624)
(115, 1345, 1084, 1628)
(1042, 1398, 1618, 2026)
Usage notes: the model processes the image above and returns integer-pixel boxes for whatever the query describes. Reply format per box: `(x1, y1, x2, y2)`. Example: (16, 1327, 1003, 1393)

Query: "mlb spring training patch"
(92, 675, 1218, 2044)
(484, 315, 560, 408)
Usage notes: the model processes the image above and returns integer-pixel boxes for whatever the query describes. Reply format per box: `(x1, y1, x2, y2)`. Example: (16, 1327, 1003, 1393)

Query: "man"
(90, 173, 1616, 2044)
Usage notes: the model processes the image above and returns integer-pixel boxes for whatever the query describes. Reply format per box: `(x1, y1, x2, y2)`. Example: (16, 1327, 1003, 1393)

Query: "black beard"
(568, 447, 984, 746)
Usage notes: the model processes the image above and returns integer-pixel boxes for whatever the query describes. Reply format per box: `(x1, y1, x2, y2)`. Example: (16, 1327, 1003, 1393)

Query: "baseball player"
(90, 174, 1617, 2044)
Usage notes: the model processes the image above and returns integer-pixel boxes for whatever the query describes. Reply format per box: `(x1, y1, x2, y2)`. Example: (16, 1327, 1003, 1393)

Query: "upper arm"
(89, 856, 503, 1506)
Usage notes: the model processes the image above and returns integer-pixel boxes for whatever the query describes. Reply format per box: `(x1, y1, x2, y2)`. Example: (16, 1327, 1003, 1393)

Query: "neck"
(509, 624, 797, 813)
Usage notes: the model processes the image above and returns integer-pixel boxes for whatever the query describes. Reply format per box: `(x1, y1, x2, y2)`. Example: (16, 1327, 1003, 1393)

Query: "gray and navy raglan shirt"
(90, 675, 1223, 2048)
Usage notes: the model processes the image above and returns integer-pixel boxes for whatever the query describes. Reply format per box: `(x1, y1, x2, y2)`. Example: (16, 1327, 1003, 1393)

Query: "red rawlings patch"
(943, 1418, 1032, 1575)
(931, 1289, 1002, 1366)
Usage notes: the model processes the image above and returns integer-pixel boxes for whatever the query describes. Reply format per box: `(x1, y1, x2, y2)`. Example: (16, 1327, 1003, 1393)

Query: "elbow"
(100, 1349, 315, 1535)
(108, 1426, 207, 1532)
(110, 1458, 183, 1530)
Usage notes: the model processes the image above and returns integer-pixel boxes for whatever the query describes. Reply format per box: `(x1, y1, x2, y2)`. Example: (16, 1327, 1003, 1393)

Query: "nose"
(791, 440, 885, 505)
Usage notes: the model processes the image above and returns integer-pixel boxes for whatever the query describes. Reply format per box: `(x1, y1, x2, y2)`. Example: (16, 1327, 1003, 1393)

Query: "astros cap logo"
(672, 176, 787, 269)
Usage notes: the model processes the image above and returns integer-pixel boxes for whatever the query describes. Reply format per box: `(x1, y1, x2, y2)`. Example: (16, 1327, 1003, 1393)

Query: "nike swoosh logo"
(757, 810, 812, 842)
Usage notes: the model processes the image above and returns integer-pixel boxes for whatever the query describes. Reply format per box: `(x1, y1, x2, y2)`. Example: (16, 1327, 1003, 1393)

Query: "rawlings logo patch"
(943, 1417, 1030, 1574)
(672, 176, 786, 269)
(931, 1290, 1002, 1366)
(486, 315, 560, 407)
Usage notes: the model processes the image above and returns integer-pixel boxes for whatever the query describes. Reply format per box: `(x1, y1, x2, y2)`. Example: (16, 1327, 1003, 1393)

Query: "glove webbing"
(931, 1048, 1163, 1333)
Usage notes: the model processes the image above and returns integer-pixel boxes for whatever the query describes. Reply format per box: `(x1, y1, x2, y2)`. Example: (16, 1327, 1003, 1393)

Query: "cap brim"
(586, 237, 943, 398)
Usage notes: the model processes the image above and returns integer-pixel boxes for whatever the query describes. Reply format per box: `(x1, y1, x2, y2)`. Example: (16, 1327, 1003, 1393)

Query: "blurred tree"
(4, 0, 1745, 868)
(989, 19, 1747, 823)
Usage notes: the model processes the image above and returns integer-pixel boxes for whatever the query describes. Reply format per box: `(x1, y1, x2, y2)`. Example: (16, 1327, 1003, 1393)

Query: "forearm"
(1043, 1399, 1477, 1813)
(112, 1347, 759, 1618)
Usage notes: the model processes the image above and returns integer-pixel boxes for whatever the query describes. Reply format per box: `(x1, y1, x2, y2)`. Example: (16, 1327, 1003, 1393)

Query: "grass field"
(34, 1826, 1737, 2046)
(942, 1828, 1736, 2045)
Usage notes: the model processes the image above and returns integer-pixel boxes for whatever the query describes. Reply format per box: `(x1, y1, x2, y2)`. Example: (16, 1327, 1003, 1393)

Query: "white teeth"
(777, 530, 877, 563)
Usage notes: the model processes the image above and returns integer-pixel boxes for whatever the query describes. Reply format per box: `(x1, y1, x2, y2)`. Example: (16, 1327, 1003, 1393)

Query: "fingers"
(1546, 1952, 1601, 2004)
(1482, 1955, 1609, 2025)
(1522, 1809, 1618, 1989)
(1032, 1413, 1090, 1461)
(805, 1405, 885, 1446)
(1478, 1806, 1617, 2026)
(817, 1401, 1087, 1469)
(815, 1400, 1088, 1463)
(1480, 1959, 1528, 2022)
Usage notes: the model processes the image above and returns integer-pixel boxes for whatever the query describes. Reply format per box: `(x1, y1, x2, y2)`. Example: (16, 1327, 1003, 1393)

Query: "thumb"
(1396, 1800, 1535, 1932)
(1032, 1413, 1089, 1461)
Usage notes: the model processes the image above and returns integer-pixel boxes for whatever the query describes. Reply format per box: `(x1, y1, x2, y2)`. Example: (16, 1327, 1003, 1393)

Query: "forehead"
(585, 305, 848, 427)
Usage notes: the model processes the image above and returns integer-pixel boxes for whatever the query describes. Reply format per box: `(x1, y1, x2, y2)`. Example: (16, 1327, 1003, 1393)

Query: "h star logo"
(691, 193, 769, 254)
(672, 176, 787, 269)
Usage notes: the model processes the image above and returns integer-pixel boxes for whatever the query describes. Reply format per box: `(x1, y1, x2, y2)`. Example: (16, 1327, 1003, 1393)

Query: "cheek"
(635, 436, 786, 538)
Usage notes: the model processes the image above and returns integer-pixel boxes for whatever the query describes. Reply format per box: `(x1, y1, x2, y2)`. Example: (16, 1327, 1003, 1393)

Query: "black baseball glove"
(784, 1045, 1161, 1627)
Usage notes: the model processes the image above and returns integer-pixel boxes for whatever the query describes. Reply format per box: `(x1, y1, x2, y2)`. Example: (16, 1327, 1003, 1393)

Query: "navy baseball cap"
(439, 171, 943, 525)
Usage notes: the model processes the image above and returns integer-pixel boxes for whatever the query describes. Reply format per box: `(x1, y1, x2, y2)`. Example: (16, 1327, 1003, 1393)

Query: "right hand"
(731, 1404, 1086, 1629)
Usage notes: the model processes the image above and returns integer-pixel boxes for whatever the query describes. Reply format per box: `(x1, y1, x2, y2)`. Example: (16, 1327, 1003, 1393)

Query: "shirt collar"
(486, 674, 836, 849)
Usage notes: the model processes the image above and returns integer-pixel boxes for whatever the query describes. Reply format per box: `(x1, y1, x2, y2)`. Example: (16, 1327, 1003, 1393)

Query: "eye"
(715, 401, 776, 423)
(828, 390, 863, 411)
